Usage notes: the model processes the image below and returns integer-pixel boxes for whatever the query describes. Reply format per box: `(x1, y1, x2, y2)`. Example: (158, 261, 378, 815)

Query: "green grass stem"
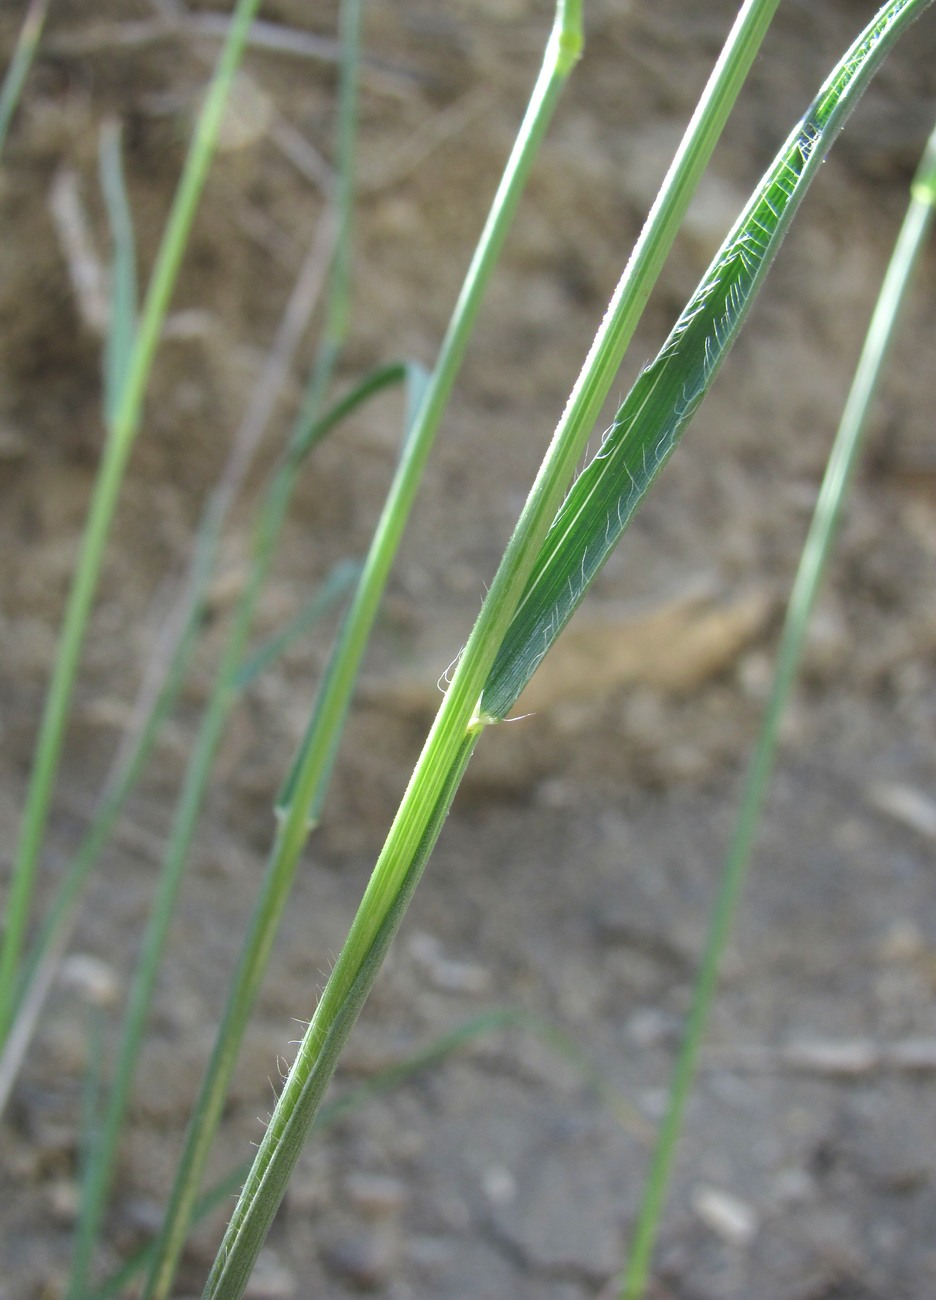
(67, 330, 396, 1290)
(132, 4, 368, 1290)
(199, 2, 810, 1293)
(234, 559, 361, 689)
(620, 110, 936, 1300)
(0, 0, 49, 160)
(143, 0, 577, 1259)
(0, 0, 262, 1052)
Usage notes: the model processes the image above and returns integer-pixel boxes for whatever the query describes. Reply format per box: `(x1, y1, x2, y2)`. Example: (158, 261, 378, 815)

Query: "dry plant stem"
(620, 105, 936, 1300)
(201, 2, 804, 1292)
(0, 0, 50, 159)
(0, 0, 262, 1051)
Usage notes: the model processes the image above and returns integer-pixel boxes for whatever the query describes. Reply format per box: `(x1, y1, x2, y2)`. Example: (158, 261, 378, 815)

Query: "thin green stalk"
(0, 0, 262, 1051)
(0, 0, 50, 160)
(66, 514, 273, 1300)
(66, 347, 391, 1297)
(202, 2, 797, 1293)
(620, 111, 936, 1300)
(137, 366, 405, 1300)
(3, 203, 345, 1106)
(133, 4, 366, 1291)
(234, 559, 361, 688)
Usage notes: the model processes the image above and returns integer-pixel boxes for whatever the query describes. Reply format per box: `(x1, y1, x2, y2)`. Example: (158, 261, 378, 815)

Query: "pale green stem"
(620, 111, 936, 1300)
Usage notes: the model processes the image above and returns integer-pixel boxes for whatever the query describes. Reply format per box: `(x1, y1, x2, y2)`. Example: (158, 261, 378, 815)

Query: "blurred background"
(1, 1, 936, 1295)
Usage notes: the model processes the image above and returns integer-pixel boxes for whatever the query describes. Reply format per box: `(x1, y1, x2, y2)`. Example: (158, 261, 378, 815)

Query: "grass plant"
(1, 1, 933, 1298)
(202, 3, 932, 1294)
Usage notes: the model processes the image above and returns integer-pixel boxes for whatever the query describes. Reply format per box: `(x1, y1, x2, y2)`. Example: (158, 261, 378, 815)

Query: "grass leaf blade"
(481, 0, 935, 721)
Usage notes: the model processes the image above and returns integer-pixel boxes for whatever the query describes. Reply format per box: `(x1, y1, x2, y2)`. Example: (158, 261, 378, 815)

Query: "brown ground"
(2, 2, 936, 1297)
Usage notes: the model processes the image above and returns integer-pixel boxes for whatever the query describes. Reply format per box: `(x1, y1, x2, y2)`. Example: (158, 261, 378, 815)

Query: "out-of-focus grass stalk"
(65, 253, 366, 1300)
(202, 3, 798, 1293)
(620, 113, 936, 1300)
(0, 518, 212, 1121)
(0, 0, 50, 160)
(0, 0, 262, 1052)
(80, 2, 363, 1292)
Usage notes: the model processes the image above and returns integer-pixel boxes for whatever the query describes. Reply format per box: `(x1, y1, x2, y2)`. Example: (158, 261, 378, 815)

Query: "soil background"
(2, 2, 936, 1298)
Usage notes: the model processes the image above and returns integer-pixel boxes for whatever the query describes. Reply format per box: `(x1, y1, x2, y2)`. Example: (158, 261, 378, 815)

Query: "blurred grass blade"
(70, 323, 370, 1299)
(140, 359, 439, 1296)
(621, 112, 936, 1300)
(274, 359, 429, 817)
(5, 203, 344, 1109)
(93, 1165, 250, 1300)
(0, 517, 213, 1119)
(235, 559, 361, 689)
(291, 359, 429, 465)
(0, 0, 263, 1055)
(0, 0, 50, 160)
(98, 119, 138, 431)
(481, 0, 934, 721)
(55, 4, 266, 1292)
